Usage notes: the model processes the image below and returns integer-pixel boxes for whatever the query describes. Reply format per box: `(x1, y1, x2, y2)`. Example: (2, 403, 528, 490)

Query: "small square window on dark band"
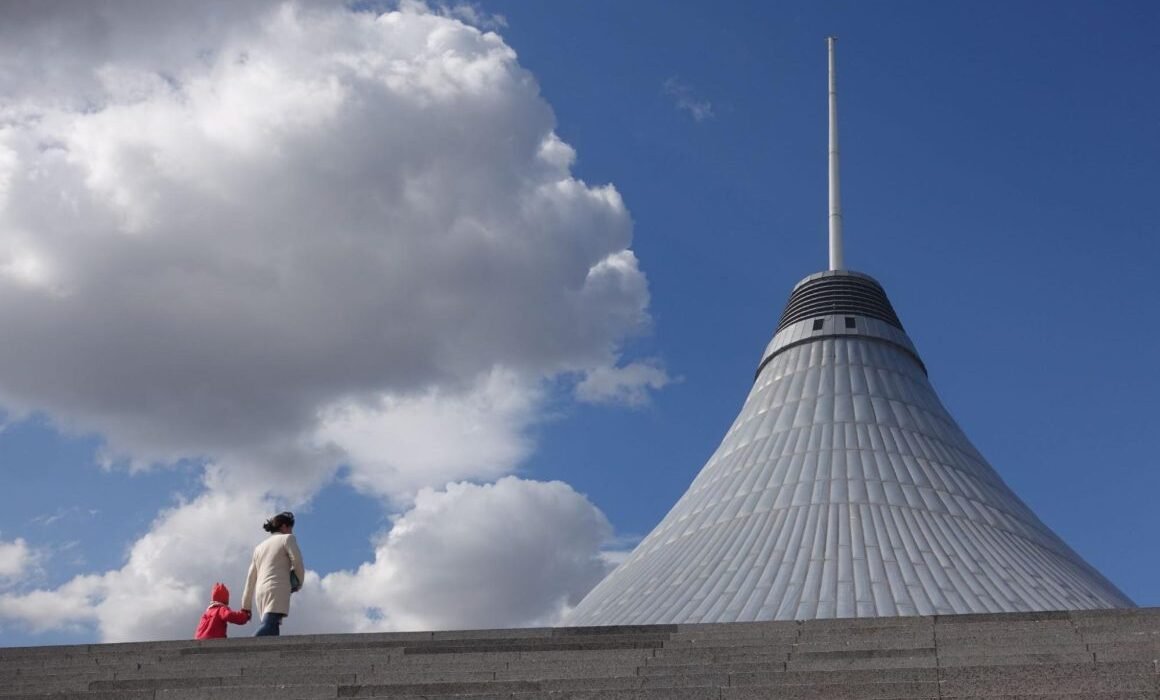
(845, 317, 856, 329)
(812, 319, 825, 331)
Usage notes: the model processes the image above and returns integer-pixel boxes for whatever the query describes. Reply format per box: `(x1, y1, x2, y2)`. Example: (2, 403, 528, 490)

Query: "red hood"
(211, 582, 230, 605)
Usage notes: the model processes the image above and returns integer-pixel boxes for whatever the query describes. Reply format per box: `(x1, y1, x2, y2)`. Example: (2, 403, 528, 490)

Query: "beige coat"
(240, 533, 305, 617)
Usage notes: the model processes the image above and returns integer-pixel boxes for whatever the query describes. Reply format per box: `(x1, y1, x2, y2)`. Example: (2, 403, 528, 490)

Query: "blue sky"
(495, 0, 1160, 598)
(0, 0, 1156, 646)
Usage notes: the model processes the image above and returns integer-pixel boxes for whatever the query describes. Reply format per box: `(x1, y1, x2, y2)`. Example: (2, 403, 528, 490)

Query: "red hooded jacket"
(194, 583, 250, 639)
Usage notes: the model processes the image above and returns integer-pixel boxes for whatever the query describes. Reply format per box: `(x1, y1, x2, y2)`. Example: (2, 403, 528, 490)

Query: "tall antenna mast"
(827, 36, 844, 271)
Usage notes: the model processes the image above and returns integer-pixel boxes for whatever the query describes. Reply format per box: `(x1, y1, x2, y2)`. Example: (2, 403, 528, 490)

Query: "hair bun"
(262, 511, 295, 533)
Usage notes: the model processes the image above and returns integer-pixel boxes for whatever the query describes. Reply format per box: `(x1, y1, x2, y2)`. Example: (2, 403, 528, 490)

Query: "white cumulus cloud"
(0, 537, 34, 583)
(0, 476, 611, 641)
(317, 369, 541, 503)
(576, 360, 674, 407)
(0, 1, 649, 472)
(0, 1, 647, 642)
(0, 486, 271, 639)
(304, 476, 613, 633)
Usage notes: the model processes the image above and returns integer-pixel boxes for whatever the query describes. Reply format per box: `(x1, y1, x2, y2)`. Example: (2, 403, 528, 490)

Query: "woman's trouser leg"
(255, 612, 285, 636)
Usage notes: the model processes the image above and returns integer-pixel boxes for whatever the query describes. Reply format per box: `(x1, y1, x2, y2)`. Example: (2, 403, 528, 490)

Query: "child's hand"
(241, 609, 252, 623)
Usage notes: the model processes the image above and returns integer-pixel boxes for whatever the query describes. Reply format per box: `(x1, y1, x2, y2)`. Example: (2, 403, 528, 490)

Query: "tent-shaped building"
(567, 39, 1132, 626)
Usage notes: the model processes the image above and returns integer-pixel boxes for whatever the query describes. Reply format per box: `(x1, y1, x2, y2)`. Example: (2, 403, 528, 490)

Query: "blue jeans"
(255, 612, 285, 637)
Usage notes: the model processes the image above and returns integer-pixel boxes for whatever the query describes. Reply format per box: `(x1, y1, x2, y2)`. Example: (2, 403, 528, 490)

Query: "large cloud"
(0, 0, 331, 105)
(0, 1, 651, 642)
(0, 476, 611, 641)
(0, 0, 650, 472)
(301, 477, 613, 633)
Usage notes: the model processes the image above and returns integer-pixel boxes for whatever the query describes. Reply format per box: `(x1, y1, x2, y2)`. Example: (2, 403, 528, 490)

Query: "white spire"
(827, 36, 844, 271)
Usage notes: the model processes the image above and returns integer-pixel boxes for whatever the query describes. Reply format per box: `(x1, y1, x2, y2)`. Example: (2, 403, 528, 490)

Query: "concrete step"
(3, 609, 1159, 699)
(937, 652, 1097, 667)
(0, 693, 157, 700)
(936, 661, 1158, 697)
(940, 695, 1154, 700)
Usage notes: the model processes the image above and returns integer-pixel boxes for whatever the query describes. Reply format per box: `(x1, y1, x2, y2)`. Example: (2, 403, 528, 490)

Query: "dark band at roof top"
(775, 270, 903, 333)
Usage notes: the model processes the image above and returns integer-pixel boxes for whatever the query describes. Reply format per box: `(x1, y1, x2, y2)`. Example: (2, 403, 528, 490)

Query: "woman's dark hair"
(262, 511, 295, 533)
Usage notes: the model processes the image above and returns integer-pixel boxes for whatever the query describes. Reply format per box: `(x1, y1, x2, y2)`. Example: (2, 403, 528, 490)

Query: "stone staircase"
(1, 608, 1157, 699)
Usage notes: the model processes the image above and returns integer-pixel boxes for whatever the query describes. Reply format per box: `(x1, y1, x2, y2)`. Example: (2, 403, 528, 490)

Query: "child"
(194, 582, 251, 639)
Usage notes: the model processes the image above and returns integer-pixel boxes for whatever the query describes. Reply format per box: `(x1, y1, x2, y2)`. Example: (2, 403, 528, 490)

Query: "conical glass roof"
(567, 270, 1133, 625)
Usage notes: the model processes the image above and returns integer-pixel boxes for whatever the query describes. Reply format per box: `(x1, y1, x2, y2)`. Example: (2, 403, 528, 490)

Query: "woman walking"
(241, 511, 305, 637)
